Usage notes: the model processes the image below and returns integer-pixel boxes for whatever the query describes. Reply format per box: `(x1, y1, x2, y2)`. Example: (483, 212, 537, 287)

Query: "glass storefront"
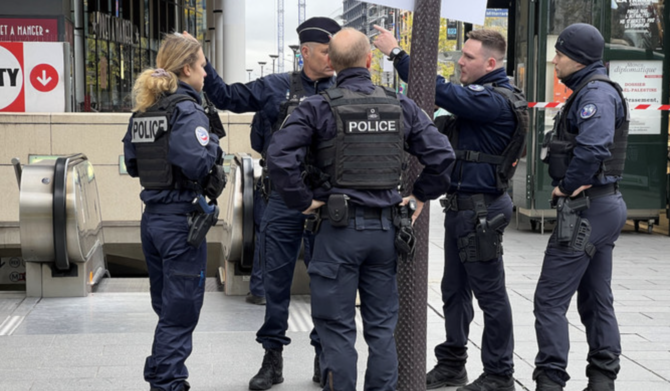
(83, 0, 205, 112)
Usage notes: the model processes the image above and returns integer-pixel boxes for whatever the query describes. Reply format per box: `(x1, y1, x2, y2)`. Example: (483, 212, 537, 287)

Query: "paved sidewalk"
(0, 203, 669, 390)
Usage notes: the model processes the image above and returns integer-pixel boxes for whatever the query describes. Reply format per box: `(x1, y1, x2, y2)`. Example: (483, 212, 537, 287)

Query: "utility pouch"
(546, 139, 573, 180)
(327, 194, 349, 227)
(304, 208, 322, 234)
(203, 164, 227, 200)
(187, 196, 220, 247)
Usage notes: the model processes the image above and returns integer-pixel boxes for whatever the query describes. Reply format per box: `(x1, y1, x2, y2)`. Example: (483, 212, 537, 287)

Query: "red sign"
(30, 63, 58, 92)
(0, 18, 59, 42)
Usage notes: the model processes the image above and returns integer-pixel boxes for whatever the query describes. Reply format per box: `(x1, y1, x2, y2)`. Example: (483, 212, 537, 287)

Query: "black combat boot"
(457, 373, 515, 391)
(534, 372, 564, 391)
(426, 364, 468, 389)
(312, 354, 323, 385)
(584, 370, 614, 391)
(248, 349, 283, 390)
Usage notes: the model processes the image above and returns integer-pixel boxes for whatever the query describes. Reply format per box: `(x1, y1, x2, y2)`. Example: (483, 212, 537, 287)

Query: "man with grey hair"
(267, 27, 455, 391)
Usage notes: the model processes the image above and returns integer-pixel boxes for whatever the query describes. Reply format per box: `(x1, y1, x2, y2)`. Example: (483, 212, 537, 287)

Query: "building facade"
(1, 0, 206, 112)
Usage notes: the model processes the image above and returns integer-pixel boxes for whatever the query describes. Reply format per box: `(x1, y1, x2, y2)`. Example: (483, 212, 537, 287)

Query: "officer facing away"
(188, 17, 341, 390)
(375, 27, 528, 391)
(267, 27, 455, 391)
(122, 33, 225, 391)
(534, 23, 629, 391)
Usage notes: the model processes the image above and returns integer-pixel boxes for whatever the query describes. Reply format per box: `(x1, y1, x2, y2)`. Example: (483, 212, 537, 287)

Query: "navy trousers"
(534, 192, 626, 386)
(435, 193, 515, 376)
(250, 183, 267, 298)
(141, 211, 206, 391)
(309, 210, 398, 391)
(256, 191, 318, 351)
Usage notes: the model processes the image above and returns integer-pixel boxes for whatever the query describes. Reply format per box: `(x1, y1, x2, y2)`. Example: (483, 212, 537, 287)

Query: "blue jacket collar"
(175, 81, 202, 105)
(335, 68, 374, 90)
(300, 70, 335, 90)
(561, 62, 607, 91)
(472, 67, 510, 87)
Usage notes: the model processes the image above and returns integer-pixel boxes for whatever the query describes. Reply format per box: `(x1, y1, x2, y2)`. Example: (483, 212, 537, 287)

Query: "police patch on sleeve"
(195, 126, 210, 146)
(580, 104, 597, 119)
(468, 84, 485, 92)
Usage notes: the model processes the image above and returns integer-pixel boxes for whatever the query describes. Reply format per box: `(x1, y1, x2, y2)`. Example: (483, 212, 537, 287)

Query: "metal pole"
(288, 44, 299, 72)
(246, 68, 253, 81)
(269, 54, 279, 74)
(258, 61, 266, 77)
(396, 1, 441, 390)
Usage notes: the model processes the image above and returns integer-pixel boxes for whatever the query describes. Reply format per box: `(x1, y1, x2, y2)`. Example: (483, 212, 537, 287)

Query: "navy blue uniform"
(397, 55, 518, 377)
(267, 68, 455, 391)
(534, 62, 627, 387)
(122, 82, 222, 391)
(202, 62, 335, 352)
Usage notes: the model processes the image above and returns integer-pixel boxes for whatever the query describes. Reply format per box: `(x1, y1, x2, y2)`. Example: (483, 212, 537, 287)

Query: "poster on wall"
(609, 60, 663, 135)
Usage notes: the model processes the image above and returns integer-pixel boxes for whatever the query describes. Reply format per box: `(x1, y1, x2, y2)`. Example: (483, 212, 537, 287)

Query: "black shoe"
(457, 373, 515, 391)
(150, 381, 189, 391)
(426, 365, 468, 389)
(583, 372, 614, 391)
(249, 349, 283, 390)
(246, 293, 266, 305)
(535, 373, 563, 391)
(312, 354, 322, 385)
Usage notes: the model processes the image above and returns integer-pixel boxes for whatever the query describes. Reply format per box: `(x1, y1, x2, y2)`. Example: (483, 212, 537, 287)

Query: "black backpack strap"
(159, 93, 197, 117)
(289, 71, 305, 98)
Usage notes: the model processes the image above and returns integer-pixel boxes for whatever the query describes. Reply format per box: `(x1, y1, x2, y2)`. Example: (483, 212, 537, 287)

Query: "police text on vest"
(131, 116, 168, 143)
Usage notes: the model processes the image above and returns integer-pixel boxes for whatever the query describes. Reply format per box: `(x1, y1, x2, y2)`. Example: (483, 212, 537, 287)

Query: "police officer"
(375, 27, 528, 391)
(188, 17, 341, 390)
(533, 23, 628, 391)
(268, 27, 455, 391)
(122, 33, 224, 391)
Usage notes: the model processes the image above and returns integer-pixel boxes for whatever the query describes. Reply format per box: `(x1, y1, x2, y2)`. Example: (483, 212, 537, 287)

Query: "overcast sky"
(243, 0, 344, 79)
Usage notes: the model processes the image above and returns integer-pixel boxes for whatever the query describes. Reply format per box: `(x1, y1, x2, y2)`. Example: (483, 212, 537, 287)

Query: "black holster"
(304, 208, 322, 234)
(554, 196, 594, 256)
(187, 196, 220, 247)
(326, 194, 350, 227)
(457, 194, 505, 263)
(393, 199, 416, 262)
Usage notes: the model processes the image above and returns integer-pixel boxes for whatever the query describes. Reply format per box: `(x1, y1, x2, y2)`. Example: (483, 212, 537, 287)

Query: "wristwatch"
(388, 47, 404, 61)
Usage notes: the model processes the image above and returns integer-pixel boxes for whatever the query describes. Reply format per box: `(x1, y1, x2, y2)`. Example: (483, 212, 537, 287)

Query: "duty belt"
(320, 204, 393, 220)
(440, 193, 502, 212)
(583, 183, 619, 199)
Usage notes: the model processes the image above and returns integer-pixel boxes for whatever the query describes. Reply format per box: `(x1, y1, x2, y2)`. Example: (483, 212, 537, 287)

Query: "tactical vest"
(273, 71, 306, 131)
(436, 84, 529, 192)
(131, 94, 196, 190)
(314, 86, 405, 190)
(544, 74, 629, 181)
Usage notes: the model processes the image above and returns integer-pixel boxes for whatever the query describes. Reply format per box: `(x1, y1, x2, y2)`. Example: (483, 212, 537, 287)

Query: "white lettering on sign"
(131, 116, 168, 142)
(347, 120, 398, 132)
(0, 44, 23, 111)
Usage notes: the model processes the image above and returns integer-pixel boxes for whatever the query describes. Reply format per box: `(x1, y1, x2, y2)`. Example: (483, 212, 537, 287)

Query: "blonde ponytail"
(131, 33, 202, 113)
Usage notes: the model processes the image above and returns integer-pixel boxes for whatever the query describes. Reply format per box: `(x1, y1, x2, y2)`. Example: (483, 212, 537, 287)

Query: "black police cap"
(555, 23, 604, 65)
(297, 17, 341, 44)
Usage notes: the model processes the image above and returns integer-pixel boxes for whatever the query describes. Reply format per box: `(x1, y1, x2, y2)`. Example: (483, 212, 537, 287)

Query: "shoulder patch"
(468, 84, 485, 92)
(580, 104, 598, 119)
(195, 126, 210, 146)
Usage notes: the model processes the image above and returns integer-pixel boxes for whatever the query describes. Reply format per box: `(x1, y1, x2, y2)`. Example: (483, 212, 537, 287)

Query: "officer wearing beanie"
(533, 23, 629, 391)
(187, 17, 341, 390)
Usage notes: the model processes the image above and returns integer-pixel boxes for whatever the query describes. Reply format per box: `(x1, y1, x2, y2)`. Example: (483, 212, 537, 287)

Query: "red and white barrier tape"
(528, 102, 670, 110)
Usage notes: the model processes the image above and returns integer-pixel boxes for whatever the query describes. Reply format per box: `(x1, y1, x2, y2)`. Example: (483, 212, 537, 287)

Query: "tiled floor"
(1, 204, 669, 390)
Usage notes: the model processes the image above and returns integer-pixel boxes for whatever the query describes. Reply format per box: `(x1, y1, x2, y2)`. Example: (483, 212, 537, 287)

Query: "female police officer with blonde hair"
(122, 33, 224, 391)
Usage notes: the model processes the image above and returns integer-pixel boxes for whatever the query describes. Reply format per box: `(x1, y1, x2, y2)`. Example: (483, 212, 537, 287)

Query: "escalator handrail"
(52, 153, 88, 271)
